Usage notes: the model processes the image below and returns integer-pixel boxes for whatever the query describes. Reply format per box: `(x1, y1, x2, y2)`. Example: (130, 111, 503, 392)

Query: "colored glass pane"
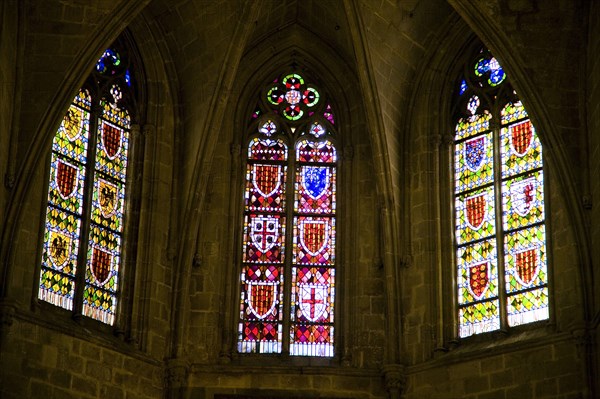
(324, 104, 335, 125)
(454, 113, 491, 141)
(454, 132, 494, 193)
(454, 49, 548, 338)
(500, 120, 543, 178)
(455, 187, 496, 245)
(504, 225, 547, 291)
(248, 138, 288, 161)
(47, 155, 86, 215)
(295, 166, 336, 214)
(293, 216, 335, 265)
(501, 171, 545, 230)
(96, 119, 129, 181)
(243, 214, 286, 264)
(458, 300, 500, 338)
(507, 287, 549, 327)
(245, 163, 287, 212)
(296, 139, 337, 163)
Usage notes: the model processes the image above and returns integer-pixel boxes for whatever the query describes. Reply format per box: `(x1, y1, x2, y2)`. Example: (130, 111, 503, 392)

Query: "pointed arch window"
(38, 46, 135, 325)
(453, 48, 549, 338)
(238, 73, 338, 356)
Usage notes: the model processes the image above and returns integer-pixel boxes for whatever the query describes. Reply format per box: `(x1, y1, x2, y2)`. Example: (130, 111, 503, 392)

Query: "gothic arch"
(406, 13, 586, 358)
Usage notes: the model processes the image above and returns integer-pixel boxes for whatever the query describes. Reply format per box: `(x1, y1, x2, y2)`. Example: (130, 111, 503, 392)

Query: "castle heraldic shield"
(247, 281, 278, 319)
(250, 216, 279, 252)
(252, 164, 282, 198)
(298, 283, 327, 322)
(510, 177, 536, 217)
(465, 193, 486, 230)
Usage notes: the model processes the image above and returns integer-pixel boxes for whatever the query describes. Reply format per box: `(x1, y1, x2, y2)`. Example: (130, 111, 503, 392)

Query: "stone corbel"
(382, 363, 406, 399)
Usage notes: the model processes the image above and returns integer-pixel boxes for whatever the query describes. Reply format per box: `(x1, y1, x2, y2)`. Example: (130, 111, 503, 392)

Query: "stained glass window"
(238, 73, 337, 357)
(453, 48, 549, 338)
(39, 44, 134, 326)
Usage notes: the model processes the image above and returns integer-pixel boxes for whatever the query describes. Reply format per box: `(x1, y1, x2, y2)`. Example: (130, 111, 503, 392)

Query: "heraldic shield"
(302, 166, 329, 199)
(62, 107, 84, 141)
(91, 246, 112, 286)
(48, 230, 71, 268)
(101, 121, 122, 159)
(510, 120, 533, 156)
(465, 136, 486, 172)
(298, 283, 327, 322)
(56, 159, 78, 199)
(98, 179, 119, 218)
(299, 219, 329, 256)
(515, 247, 539, 286)
(468, 261, 489, 300)
(247, 281, 278, 319)
(465, 194, 486, 230)
(252, 164, 282, 198)
(250, 216, 279, 253)
(510, 177, 535, 217)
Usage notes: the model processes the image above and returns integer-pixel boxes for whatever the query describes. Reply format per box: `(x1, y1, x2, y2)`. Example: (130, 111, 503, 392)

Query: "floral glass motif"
(454, 49, 548, 338)
(238, 72, 336, 357)
(39, 46, 133, 326)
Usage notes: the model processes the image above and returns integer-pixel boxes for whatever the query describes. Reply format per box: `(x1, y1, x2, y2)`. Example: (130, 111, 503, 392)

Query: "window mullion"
(492, 113, 508, 332)
(281, 137, 297, 355)
(72, 104, 101, 320)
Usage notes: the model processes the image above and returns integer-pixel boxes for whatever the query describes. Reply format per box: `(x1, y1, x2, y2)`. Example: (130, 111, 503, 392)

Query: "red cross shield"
(247, 281, 278, 319)
(101, 121, 123, 159)
(465, 193, 486, 230)
(48, 230, 71, 268)
(250, 216, 279, 253)
(515, 247, 539, 286)
(56, 159, 78, 199)
(252, 164, 282, 198)
(510, 120, 533, 156)
(299, 219, 329, 256)
(468, 261, 489, 300)
(91, 246, 112, 286)
(298, 283, 327, 322)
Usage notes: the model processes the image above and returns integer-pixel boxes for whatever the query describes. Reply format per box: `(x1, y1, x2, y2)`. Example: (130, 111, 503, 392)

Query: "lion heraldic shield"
(510, 177, 536, 217)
